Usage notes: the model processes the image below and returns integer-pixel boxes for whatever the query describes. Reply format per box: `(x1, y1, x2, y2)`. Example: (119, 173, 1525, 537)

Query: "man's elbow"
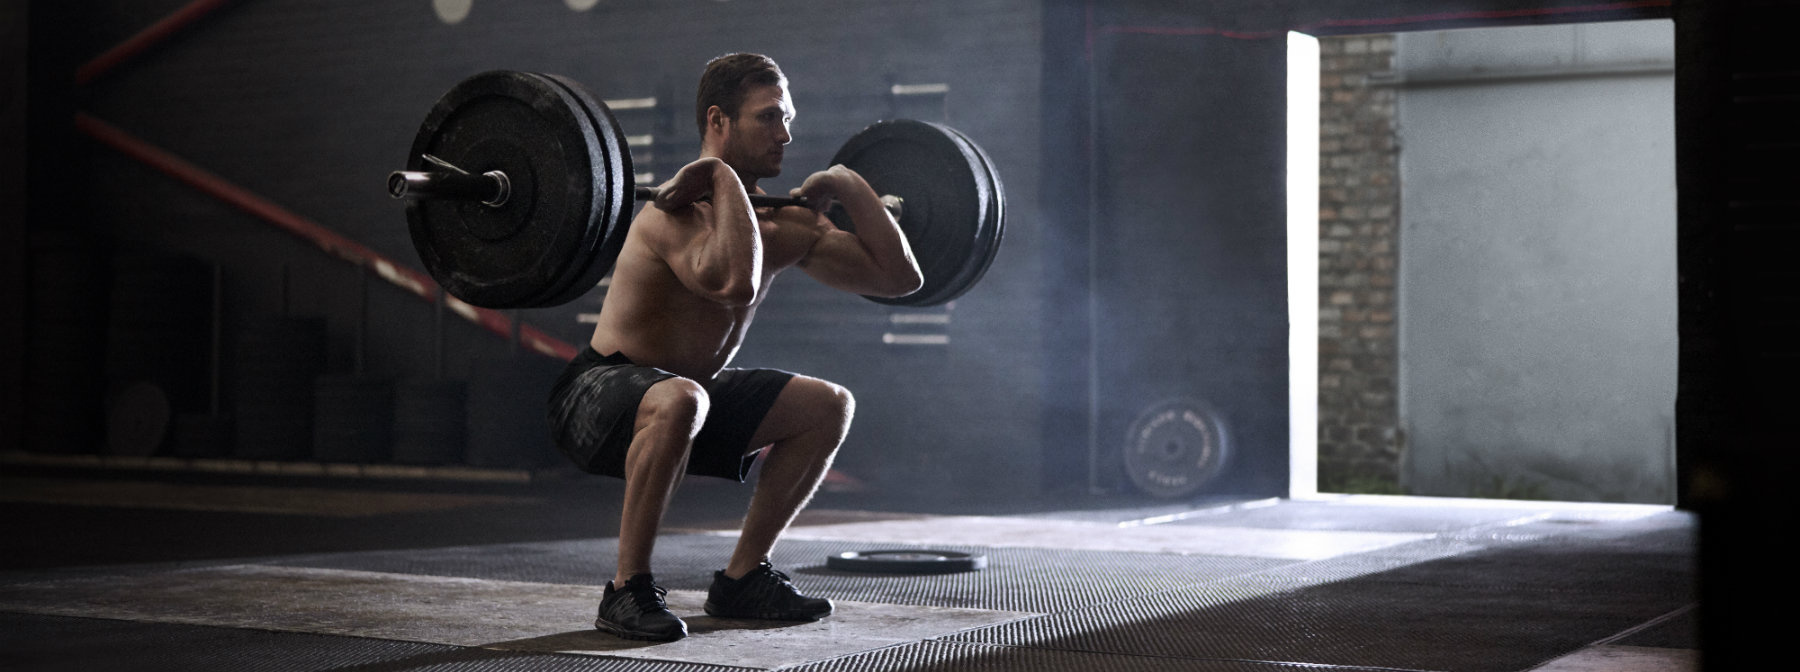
(691, 263, 758, 306)
(708, 278, 758, 306)
(869, 269, 924, 299)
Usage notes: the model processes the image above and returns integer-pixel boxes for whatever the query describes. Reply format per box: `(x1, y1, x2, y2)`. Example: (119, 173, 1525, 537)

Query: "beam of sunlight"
(1287, 31, 1321, 499)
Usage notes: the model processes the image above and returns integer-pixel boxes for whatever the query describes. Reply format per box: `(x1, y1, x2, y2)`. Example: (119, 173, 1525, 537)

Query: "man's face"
(719, 82, 794, 181)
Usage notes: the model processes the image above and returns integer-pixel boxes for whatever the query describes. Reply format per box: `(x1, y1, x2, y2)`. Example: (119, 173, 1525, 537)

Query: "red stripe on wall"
(76, 0, 239, 86)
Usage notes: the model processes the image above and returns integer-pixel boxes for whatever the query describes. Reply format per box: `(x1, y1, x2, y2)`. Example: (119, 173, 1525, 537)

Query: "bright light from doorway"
(1287, 31, 1321, 499)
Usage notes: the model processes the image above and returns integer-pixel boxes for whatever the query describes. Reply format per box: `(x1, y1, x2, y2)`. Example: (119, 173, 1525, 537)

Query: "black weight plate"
(528, 72, 634, 306)
(1123, 398, 1232, 498)
(893, 125, 986, 308)
(913, 125, 1003, 307)
(826, 549, 987, 574)
(892, 122, 989, 307)
(506, 73, 607, 309)
(829, 120, 990, 307)
(941, 126, 1006, 305)
(502, 72, 606, 308)
(406, 70, 604, 309)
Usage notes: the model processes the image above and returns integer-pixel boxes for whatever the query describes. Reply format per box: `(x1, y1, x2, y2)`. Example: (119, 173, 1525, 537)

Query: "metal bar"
(392, 171, 812, 210)
(75, 0, 238, 86)
(633, 185, 810, 210)
(388, 170, 508, 205)
(74, 112, 579, 363)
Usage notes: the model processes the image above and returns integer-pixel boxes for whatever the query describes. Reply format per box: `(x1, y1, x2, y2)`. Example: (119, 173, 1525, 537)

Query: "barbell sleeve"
(388, 170, 510, 206)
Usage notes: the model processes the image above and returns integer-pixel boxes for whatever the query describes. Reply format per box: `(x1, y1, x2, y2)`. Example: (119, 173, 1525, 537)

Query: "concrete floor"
(0, 455, 1697, 671)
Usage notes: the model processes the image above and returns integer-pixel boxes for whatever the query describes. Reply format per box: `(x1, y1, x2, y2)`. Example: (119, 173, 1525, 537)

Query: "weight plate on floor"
(826, 549, 987, 574)
(1123, 398, 1231, 498)
(829, 120, 993, 307)
(404, 70, 611, 309)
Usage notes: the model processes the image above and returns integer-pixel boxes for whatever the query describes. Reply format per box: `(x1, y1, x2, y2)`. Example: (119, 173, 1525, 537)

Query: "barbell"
(388, 70, 1005, 310)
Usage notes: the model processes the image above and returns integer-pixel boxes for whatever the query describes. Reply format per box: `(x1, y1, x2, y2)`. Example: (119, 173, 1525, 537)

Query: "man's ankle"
(722, 559, 767, 581)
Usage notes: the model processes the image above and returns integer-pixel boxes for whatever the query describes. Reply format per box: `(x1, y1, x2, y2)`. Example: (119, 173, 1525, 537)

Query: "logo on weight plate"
(1124, 398, 1230, 498)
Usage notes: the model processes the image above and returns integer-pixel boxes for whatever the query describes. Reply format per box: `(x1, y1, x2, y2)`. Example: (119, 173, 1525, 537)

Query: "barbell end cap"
(483, 170, 510, 207)
(387, 171, 411, 199)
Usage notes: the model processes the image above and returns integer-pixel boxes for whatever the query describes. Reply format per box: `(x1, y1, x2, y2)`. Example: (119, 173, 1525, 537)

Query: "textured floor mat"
(0, 612, 751, 672)
(274, 535, 1294, 614)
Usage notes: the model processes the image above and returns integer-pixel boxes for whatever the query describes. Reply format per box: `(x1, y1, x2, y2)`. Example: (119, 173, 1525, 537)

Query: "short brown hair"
(695, 53, 787, 136)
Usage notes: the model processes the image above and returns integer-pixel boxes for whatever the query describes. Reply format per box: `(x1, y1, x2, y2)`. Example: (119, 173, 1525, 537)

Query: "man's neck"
(698, 147, 758, 193)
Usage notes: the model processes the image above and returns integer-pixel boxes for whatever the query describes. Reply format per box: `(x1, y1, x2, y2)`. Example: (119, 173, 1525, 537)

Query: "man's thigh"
(745, 374, 852, 451)
(685, 368, 795, 479)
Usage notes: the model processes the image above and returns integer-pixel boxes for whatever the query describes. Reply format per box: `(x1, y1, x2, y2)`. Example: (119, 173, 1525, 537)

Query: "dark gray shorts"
(547, 346, 795, 481)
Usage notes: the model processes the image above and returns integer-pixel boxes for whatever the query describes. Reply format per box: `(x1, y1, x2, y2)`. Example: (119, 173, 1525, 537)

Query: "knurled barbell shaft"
(634, 187, 904, 220)
(634, 185, 814, 210)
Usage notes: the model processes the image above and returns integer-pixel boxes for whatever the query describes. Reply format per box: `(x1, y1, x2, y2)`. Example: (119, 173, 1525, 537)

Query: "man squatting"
(547, 53, 924, 641)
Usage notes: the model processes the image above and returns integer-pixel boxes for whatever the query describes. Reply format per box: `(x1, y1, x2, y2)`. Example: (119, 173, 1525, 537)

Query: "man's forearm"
(835, 174, 921, 293)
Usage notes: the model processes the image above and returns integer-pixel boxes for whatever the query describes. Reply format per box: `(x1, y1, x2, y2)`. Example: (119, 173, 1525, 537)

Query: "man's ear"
(706, 105, 728, 134)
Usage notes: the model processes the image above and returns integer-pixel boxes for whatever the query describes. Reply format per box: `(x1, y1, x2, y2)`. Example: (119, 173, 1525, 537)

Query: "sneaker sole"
(702, 600, 832, 621)
(594, 617, 687, 642)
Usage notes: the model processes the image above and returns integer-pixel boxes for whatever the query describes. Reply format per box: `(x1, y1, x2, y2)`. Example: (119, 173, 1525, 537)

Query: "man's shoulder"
(630, 201, 714, 246)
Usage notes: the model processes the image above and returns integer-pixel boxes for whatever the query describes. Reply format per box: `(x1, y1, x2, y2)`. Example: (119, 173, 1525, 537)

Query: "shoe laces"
(748, 562, 796, 588)
(622, 578, 669, 610)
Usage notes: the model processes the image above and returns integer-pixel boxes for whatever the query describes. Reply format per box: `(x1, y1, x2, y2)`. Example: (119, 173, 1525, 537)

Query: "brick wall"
(1317, 34, 1401, 492)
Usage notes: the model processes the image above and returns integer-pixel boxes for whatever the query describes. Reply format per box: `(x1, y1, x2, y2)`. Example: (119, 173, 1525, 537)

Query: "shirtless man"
(547, 53, 923, 642)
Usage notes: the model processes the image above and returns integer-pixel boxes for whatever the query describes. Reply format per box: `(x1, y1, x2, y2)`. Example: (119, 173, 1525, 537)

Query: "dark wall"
(33, 0, 1049, 500)
(1674, 0, 1800, 666)
(1090, 25, 1290, 497)
(1037, 4, 1299, 500)
(2, 2, 28, 457)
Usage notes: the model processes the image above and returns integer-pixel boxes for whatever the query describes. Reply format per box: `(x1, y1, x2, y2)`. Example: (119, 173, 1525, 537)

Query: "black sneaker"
(595, 574, 687, 641)
(703, 562, 834, 621)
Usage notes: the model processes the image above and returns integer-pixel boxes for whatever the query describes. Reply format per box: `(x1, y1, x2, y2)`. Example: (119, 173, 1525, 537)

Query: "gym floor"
(0, 456, 1697, 672)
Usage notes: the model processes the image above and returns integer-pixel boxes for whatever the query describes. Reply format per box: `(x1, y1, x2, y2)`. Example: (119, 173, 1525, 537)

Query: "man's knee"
(801, 378, 854, 431)
(639, 377, 709, 437)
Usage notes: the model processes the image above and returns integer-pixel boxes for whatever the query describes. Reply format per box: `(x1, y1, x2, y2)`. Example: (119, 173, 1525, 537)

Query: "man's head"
(696, 53, 793, 182)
